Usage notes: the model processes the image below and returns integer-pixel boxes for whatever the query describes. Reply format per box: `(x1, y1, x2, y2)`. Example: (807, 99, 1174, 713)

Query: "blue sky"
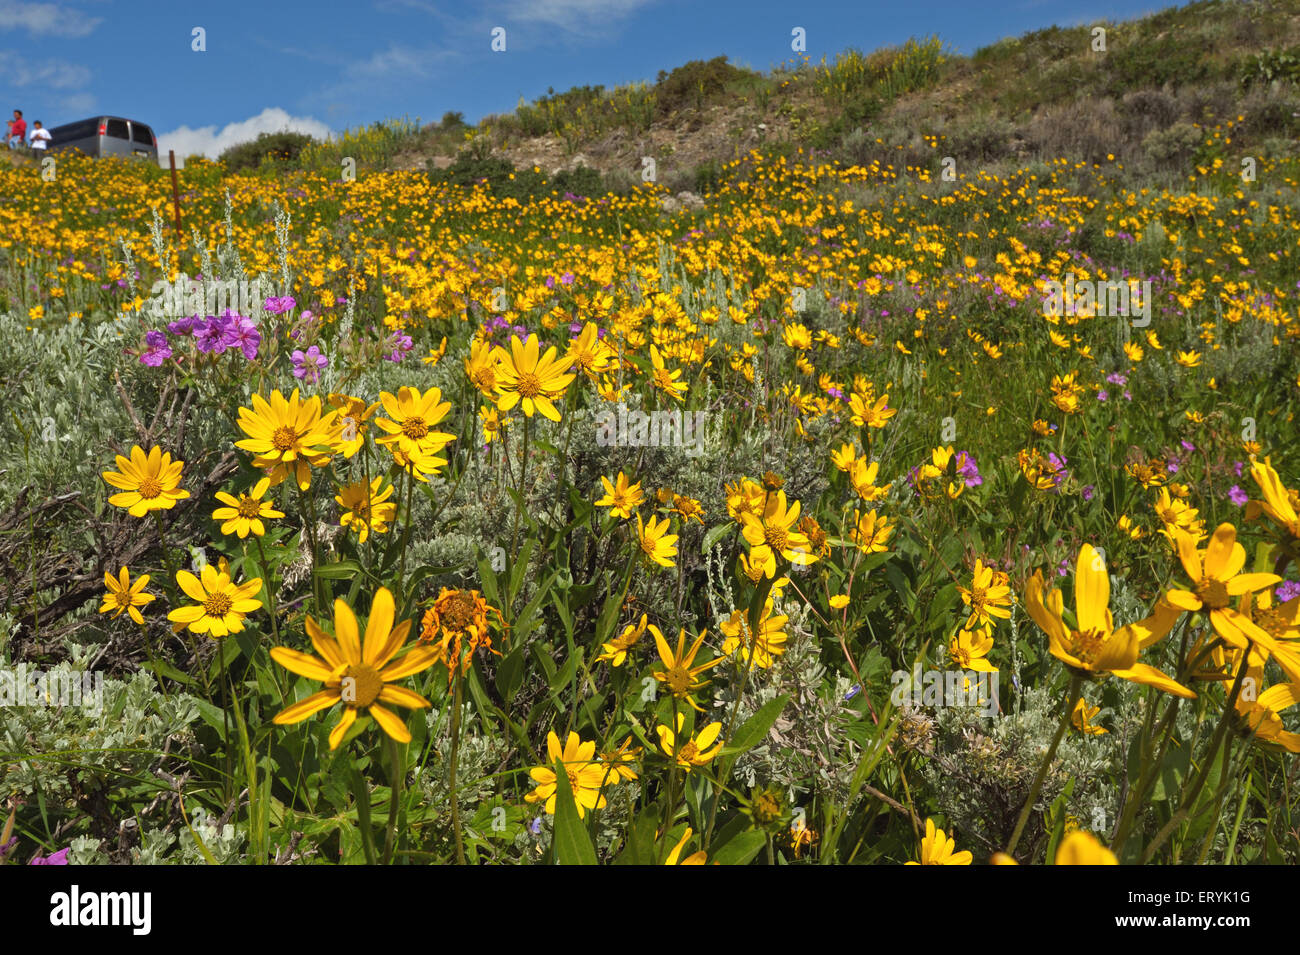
(1, 0, 1174, 160)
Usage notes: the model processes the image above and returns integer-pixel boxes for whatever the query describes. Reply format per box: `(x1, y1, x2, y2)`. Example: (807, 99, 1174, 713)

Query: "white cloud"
(157, 108, 333, 164)
(0, 1, 102, 37)
(0, 49, 90, 87)
(503, 0, 655, 28)
(347, 43, 457, 81)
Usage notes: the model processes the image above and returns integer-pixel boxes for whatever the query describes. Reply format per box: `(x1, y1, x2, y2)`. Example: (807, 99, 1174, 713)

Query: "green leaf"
(551, 760, 598, 865)
(702, 521, 736, 555)
(711, 829, 766, 865)
(721, 693, 790, 755)
(316, 559, 363, 579)
(496, 644, 526, 703)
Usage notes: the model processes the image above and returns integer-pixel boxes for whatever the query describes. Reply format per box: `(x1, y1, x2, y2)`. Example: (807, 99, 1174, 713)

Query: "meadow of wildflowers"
(2, 25, 1300, 872)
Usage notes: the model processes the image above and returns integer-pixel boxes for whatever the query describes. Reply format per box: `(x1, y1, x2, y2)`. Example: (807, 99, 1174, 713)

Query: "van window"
(50, 119, 96, 144)
(105, 119, 129, 140)
(131, 123, 153, 144)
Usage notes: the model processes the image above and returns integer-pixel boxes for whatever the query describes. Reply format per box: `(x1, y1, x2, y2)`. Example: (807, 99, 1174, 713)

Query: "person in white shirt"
(28, 120, 50, 150)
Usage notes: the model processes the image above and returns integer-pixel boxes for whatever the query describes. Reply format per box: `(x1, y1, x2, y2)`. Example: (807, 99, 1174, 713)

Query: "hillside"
(220, 0, 1300, 193)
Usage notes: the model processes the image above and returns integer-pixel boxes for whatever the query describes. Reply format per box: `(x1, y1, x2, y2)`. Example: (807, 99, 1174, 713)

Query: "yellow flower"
(1071, 697, 1108, 735)
(101, 445, 190, 517)
(1250, 459, 1300, 540)
(1175, 350, 1202, 368)
(326, 394, 380, 458)
(525, 731, 608, 817)
(1230, 653, 1300, 754)
(720, 598, 789, 668)
(850, 508, 893, 554)
(850, 458, 889, 502)
(167, 565, 263, 638)
(479, 405, 507, 444)
(635, 511, 679, 567)
(335, 477, 397, 543)
(671, 494, 705, 525)
(849, 392, 896, 428)
(596, 614, 650, 667)
(740, 489, 817, 578)
(99, 567, 154, 625)
(957, 559, 1012, 630)
(904, 818, 972, 865)
(465, 339, 500, 396)
(657, 713, 724, 771)
(212, 477, 283, 538)
(1055, 830, 1117, 865)
(595, 472, 645, 519)
(421, 336, 448, 366)
(830, 443, 858, 471)
(1165, 524, 1300, 684)
(950, 624, 997, 672)
(648, 343, 688, 402)
(567, 322, 618, 379)
(598, 737, 642, 783)
(419, 587, 503, 678)
(653, 626, 724, 711)
(494, 334, 577, 421)
(829, 594, 850, 610)
(374, 385, 456, 463)
(235, 389, 336, 491)
(271, 587, 439, 749)
(1026, 544, 1195, 697)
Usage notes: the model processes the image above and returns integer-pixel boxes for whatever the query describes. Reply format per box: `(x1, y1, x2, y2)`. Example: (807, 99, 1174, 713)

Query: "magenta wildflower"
(291, 345, 328, 383)
(1276, 580, 1300, 603)
(263, 295, 296, 315)
(229, 316, 261, 360)
(139, 330, 172, 367)
(167, 315, 199, 336)
(955, 451, 983, 488)
(383, 329, 414, 363)
(30, 847, 70, 865)
(1229, 485, 1249, 507)
(194, 315, 233, 354)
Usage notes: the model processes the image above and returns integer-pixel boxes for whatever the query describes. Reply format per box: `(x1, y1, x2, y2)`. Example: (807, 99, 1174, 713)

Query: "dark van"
(46, 116, 158, 160)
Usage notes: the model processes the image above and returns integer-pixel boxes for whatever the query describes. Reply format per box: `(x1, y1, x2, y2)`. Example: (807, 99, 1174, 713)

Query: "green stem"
(1005, 672, 1082, 858)
(383, 734, 403, 865)
(448, 669, 467, 865)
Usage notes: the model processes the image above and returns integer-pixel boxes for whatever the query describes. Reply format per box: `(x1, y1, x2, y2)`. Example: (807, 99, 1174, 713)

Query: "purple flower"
(384, 329, 414, 363)
(1123, 390, 1132, 401)
(956, 451, 983, 488)
(291, 345, 328, 383)
(167, 315, 199, 336)
(1082, 484, 1095, 501)
(139, 329, 172, 367)
(1276, 580, 1300, 603)
(1180, 440, 1195, 453)
(1229, 485, 1249, 507)
(30, 847, 70, 865)
(560, 272, 574, 286)
(1234, 460, 1245, 477)
(529, 817, 542, 835)
(1047, 452, 1069, 489)
(229, 316, 261, 360)
(263, 295, 296, 315)
(0, 835, 16, 860)
(1096, 390, 1108, 402)
(1056, 557, 1071, 577)
(544, 276, 555, 289)
(194, 315, 233, 354)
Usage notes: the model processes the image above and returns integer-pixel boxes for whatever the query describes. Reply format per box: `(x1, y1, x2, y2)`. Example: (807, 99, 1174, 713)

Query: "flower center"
(566, 768, 581, 791)
(138, 477, 162, 499)
(341, 663, 383, 708)
(237, 496, 263, 519)
(664, 665, 692, 695)
(402, 417, 429, 441)
(271, 425, 298, 452)
(654, 368, 675, 390)
(678, 740, 699, 762)
(204, 592, 233, 618)
(112, 590, 133, 609)
(764, 525, 789, 552)
(1066, 628, 1105, 666)
(442, 592, 478, 631)
(1196, 577, 1230, 609)
(1255, 607, 1287, 639)
(640, 533, 658, 557)
(517, 371, 542, 398)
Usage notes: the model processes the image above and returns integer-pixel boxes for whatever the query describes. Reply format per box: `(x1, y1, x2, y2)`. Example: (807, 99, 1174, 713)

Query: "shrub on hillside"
(655, 56, 754, 116)
(219, 131, 317, 172)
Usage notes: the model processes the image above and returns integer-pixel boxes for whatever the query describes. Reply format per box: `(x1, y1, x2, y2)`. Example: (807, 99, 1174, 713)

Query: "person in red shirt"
(7, 110, 26, 149)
